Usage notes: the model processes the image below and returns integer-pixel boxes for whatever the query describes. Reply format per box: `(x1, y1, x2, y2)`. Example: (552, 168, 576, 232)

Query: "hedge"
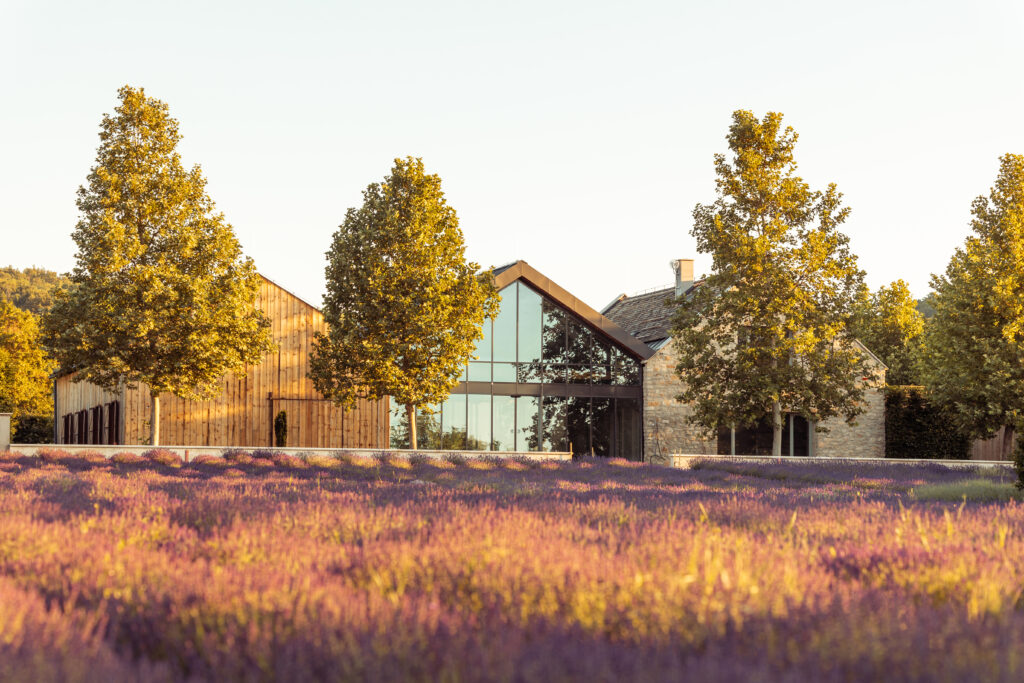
(884, 386, 970, 459)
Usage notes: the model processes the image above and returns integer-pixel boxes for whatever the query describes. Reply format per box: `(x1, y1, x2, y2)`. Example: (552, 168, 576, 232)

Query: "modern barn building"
(53, 276, 390, 448)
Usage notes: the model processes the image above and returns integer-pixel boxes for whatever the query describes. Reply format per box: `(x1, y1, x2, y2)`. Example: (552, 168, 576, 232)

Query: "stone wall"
(642, 343, 716, 463)
(814, 380, 886, 458)
(643, 339, 887, 461)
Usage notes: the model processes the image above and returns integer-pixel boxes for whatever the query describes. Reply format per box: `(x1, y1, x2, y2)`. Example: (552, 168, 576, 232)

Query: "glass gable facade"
(390, 281, 644, 458)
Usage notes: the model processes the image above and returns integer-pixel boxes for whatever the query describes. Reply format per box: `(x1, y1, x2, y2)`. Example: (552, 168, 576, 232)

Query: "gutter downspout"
(52, 379, 58, 444)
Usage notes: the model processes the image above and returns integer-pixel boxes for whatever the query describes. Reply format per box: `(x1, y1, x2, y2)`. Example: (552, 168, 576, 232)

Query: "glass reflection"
(468, 362, 491, 382)
(517, 283, 542, 365)
(541, 300, 567, 363)
(493, 395, 515, 451)
(591, 398, 612, 456)
(440, 394, 466, 449)
(542, 396, 567, 451)
(467, 393, 490, 450)
(492, 363, 516, 383)
(614, 398, 642, 460)
(517, 396, 540, 451)
(566, 397, 590, 456)
(493, 285, 517, 362)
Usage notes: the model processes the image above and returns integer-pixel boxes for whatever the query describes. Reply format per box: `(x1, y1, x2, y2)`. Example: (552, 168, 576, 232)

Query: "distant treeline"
(0, 266, 66, 314)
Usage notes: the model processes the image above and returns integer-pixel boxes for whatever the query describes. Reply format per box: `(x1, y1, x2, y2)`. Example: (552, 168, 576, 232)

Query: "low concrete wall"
(4, 443, 572, 463)
(669, 454, 1013, 470)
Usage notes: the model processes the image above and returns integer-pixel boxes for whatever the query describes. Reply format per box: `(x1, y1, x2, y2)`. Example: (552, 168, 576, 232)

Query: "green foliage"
(309, 157, 499, 449)
(0, 266, 67, 315)
(12, 415, 54, 444)
(923, 154, 1024, 473)
(671, 110, 870, 456)
(274, 410, 288, 448)
(0, 300, 55, 432)
(42, 86, 274, 445)
(884, 386, 970, 459)
(850, 280, 925, 385)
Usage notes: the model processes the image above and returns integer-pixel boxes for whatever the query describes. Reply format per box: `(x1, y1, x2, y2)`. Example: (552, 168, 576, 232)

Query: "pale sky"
(3, 0, 1023, 310)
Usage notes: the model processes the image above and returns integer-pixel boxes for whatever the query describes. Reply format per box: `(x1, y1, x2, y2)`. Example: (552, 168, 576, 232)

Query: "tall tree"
(923, 154, 1024, 468)
(0, 301, 55, 432)
(42, 86, 274, 445)
(850, 280, 925, 385)
(309, 157, 499, 450)
(671, 110, 870, 456)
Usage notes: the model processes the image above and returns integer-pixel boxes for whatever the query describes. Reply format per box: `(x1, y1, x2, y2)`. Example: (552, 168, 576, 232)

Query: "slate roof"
(603, 286, 679, 345)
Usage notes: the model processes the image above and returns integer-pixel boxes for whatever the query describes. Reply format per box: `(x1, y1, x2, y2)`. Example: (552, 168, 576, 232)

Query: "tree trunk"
(772, 400, 783, 457)
(406, 403, 417, 450)
(150, 392, 160, 446)
(1003, 424, 1016, 461)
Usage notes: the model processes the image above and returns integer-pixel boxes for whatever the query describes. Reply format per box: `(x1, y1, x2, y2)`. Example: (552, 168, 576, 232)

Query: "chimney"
(671, 259, 694, 297)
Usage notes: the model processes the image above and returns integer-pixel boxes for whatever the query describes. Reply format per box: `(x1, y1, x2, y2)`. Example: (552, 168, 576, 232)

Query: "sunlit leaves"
(41, 86, 274, 440)
(924, 154, 1024, 441)
(309, 157, 500, 445)
(672, 111, 870, 451)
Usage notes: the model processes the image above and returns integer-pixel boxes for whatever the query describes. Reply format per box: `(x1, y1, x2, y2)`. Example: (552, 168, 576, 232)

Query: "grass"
(912, 478, 1023, 502)
(0, 450, 1021, 681)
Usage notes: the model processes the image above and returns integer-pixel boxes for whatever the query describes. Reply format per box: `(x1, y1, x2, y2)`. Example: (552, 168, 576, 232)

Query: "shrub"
(36, 448, 72, 464)
(110, 452, 144, 465)
(191, 455, 229, 467)
(12, 415, 53, 444)
(271, 453, 306, 469)
(142, 449, 182, 468)
(884, 386, 971, 459)
(223, 450, 254, 465)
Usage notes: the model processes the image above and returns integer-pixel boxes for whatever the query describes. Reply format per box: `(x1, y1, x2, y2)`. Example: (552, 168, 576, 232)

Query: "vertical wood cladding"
(55, 277, 388, 448)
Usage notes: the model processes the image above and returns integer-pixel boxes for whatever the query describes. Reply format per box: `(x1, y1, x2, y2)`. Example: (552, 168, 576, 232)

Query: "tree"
(42, 86, 274, 445)
(923, 154, 1024, 472)
(670, 110, 870, 457)
(309, 157, 499, 450)
(0, 301, 55, 433)
(0, 266, 67, 315)
(850, 280, 925, 385)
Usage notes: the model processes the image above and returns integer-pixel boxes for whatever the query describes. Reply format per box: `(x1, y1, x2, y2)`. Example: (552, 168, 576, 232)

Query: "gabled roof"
(605, 280, 888, 369)
(603, 286, 677, 345)
(492, 261, 655, 360)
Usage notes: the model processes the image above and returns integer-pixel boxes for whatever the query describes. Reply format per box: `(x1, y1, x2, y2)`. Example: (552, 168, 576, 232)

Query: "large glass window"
(493, 395, 515, 451)
(567, 397, 590, 456)
(390, 279, 644, 458)
(591, 398, 612, 456)
(517, 283, 543, 367)
(542, 396, 567, 451)
(493, 285, 517, 362)
(517, 395, 540, 451)
(614, 399, 642, 460)
(440, 394, 466, 449)
(467, 393, 490, 450)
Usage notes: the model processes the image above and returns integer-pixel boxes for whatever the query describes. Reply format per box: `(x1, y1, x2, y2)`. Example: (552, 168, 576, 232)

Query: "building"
(388, 261, 654, 458)
(54, 276, 389, 449)
(53, 261, 884, 459)
(603, 259, 887, 461)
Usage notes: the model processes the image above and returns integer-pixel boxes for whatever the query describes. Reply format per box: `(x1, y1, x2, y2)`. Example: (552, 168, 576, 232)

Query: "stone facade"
(813, 354, 886, 458)
(642, 342, 716, 463)
(641, 339, 886, 461)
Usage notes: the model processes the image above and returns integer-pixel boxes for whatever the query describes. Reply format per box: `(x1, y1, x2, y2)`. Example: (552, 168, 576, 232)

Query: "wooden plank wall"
(61, 277, 388, 448)
(971, 426, 1018, 461)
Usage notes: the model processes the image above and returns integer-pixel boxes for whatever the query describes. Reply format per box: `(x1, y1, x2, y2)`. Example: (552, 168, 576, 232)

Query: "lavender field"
(1, 449, 1022, 682)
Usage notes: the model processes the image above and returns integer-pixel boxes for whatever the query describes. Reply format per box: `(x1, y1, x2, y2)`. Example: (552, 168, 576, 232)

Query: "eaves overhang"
(491, 261, 656, 361)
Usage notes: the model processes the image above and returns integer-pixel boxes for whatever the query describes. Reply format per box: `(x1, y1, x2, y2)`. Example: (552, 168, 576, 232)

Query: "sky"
(2, 0, 1023, 311)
